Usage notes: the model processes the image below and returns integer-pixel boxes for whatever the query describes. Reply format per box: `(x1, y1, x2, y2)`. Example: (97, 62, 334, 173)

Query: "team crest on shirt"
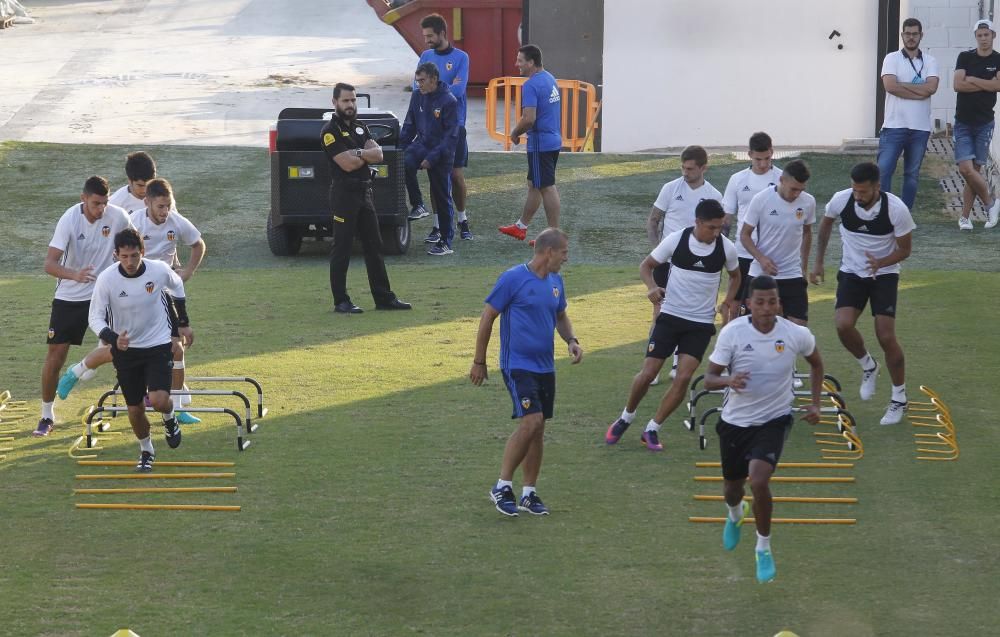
(355, 126, 364, 135)
(47, 328, 55, 339)
(145, 282, 155, 294)
(433, 108, 441, 119)
(446, 61, 453, 71)
(167, 230, 176, 242)
(101, 226, 111, 237)
(552, 286, 560, 297)
(648, 342, 655, 353)
(795, 208, 804, 220)
(521, 397, 532, 409)
(323, 133, 336, 146)
(774, 340, 785, 353)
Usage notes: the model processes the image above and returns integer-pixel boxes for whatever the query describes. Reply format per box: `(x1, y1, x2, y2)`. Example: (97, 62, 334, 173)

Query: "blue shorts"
(453, 126, 468, 168)
(527, 150, 559, 189)
(502, 369, 555, 420)
(953, 120, 994, 166)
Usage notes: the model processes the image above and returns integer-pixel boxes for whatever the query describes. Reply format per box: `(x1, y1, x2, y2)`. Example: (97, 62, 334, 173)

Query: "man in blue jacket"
(401, 61, 459, 255)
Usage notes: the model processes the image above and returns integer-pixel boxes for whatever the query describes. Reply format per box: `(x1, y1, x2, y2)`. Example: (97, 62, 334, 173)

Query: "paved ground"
(0, 0, 504, 149)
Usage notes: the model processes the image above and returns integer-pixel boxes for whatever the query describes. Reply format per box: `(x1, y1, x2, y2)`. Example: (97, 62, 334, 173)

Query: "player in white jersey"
(740, 159, 816, 326)
(59, 179, 205, 424)
(35, 177, 133, 436)
(722, 132, 783, 313)
(811, 162, 916, 425)
(605, 200, 740, 451)
(89, 228, 191, 471)
(107, 151, 157, 214)
(646, 145, 723, 382)
(703, 276, 824, 583)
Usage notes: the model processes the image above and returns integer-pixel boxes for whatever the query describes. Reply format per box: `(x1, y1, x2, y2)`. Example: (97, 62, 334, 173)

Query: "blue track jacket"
(400, 82, 459, 168)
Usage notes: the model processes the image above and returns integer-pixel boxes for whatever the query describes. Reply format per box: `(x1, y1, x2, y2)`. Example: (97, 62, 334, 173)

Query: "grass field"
(0, 143, 998, 636)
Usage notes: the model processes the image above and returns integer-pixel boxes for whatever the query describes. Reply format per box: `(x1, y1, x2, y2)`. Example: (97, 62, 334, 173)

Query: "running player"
(108, 151, 157, 214)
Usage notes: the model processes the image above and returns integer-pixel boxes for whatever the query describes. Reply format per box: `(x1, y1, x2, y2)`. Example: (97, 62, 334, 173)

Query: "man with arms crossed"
(605, 200, 740, 451)
(811, 162, 915, 425)
(35, 176, 132, 436)
(471, 228, 583, 517)
(89, 228, 188, 471)
(703, 275, 824, 583)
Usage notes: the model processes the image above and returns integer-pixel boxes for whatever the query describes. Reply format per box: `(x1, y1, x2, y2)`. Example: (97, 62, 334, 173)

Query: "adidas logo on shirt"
(857, 224, 869, 232)
(77, 233, 86, 240)
(743, 343, 754, 351)
(118, 290, 128, 297)
(674, 194, 684, 201)
(742, 185, 751, 191)
(693, 260, 705, 268)
(548, 86, 560, 103)
(768, 209, 779, 216)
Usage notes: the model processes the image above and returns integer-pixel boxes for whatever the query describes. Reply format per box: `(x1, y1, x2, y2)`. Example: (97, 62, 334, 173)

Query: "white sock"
(727, 501, 744, 522)
(756, 532, 771, 552)
(41, 401, 54, 420)
(857, 353, 875, 370)
(171, 394, 183, 413)
(620, 409, 636, 423)
(139, 436, 154, 454)
(522, 485, 536, 498)
(515, 220, 528, 229)
(892, 384, 907, 403)
(162, 407, 175, 422)
(70, 361, 88, 378)
(645, 419, 660, 433)
(180, 382, 192, 407)
(457, 210, 467, 222)
(496, 479, 513, 490)
(672, 352, 678, 369)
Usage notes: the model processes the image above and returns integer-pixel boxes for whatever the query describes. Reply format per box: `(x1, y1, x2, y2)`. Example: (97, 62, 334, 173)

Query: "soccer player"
(810, 162, 915, 425)
(36, 176, 132, 436)
(471, 228, 583, 517)
(740, 159, 815, 327)
(646, 145, 723, 380)
(722, 132, 782, 313)
(703, 275, 824, 583)
(58, 179, 206, 425)
(406, 13, 474, 241)
(89, 228, 188, 471)
(499, 45, 563, 239)
(108, 151, 157, 214)
(605, 200, 740, 451)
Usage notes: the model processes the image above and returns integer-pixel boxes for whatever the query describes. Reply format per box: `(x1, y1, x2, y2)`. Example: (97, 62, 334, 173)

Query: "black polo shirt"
(955, 48, 1000, 125)
(321, 113, 373, 180)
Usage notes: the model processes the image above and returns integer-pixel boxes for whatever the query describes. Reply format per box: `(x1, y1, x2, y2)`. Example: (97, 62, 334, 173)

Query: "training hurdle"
(75, 472, 235, 480)
(693, 495, 858, 504)
(908, 385, 959, 461)
(76, 503, 240, 512)
(0, 390, 28, 431)
(68, 406, 123, 459)
(75, 486, 237, 494)
(78, 460, 235, 467)
(98, 388, 259, 433)
(695, 461, 854, 469)
(694, 476, 855, 483)
(106, 376, 267, 420)
(84, 405, 252, 451)
(688, 517, 856, 525)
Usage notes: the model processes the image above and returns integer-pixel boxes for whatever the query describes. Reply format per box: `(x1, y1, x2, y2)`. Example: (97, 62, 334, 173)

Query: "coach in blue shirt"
(400, 61, 459, 255)
(471, 228, 583, 517)
(499, 45, 563, 242)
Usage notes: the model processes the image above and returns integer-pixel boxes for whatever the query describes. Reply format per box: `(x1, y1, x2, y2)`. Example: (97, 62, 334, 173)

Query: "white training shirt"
(130, 208, 202, 265)
(881, 50, 939, 132)
(650, 229, 739, 324)
(108, 185, 147, 214)
(824, 189, 916, 277)
(709, 316, 817, 427)
(722, 166, 783, 259)
(652, 178, 723, 241)
(48, 203, 133, 302)
(89, 259, 186, 349)
(743, 186, 816, 279)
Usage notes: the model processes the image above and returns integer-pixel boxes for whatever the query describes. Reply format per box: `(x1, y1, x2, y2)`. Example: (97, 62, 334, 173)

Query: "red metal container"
(367, 0, 523, 94)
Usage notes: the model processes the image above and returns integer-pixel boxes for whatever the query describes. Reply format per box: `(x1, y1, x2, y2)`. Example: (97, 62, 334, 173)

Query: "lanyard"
(903, 51, 924, 78)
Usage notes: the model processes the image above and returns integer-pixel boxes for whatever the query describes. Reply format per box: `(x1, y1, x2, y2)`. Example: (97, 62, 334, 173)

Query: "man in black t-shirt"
(953, 19, 1000, 230)
(321, 83, 411, 314)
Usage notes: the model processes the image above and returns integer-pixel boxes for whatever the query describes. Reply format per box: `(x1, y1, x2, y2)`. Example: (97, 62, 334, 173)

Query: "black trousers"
(329, 182, 394, 306)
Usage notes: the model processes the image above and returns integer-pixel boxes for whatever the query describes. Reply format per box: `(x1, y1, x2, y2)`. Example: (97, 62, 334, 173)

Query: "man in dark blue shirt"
(470, 228, 583, 517)
(500, 45, 563, 242)
(400, 62, 459, 255)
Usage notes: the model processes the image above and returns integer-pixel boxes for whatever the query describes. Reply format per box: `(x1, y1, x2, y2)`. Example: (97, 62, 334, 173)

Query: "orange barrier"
(485, 76, 600, 152)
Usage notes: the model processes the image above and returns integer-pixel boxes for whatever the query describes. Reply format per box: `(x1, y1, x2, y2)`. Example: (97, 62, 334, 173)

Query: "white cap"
(974, 19, 994, 33)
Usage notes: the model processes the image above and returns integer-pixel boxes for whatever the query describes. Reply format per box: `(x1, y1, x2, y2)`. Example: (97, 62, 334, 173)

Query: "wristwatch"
(354, 149, 363, 157)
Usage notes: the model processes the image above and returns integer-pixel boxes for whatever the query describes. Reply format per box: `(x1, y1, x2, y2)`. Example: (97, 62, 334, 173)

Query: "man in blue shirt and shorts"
(471, 228, 583, 516)
(499, 45, 563, 241)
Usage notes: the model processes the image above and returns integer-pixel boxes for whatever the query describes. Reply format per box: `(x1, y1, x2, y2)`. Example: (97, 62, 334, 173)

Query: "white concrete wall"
(601, 0, 879, 151)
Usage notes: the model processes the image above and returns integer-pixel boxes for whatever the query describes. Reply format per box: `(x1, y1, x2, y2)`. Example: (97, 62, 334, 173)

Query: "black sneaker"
(135, 450, 155, 473)
(518, 491, 550, 515)
(32, 417, 54, 437)
(163, 418, 182, 449)
(424, 228, 442, 244)
(459, 220, 474, 240)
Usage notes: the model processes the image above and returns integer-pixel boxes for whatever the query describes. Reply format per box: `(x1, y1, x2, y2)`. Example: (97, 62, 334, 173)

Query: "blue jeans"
(953, 120, 994, 166)
(877, 127, 930, 210)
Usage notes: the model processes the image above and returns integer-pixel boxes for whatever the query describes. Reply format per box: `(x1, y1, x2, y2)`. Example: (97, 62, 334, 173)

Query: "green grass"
(0, 143, 997, 636)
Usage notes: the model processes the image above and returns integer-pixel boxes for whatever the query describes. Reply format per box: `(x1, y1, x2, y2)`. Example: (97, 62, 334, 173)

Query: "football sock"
(41, 401, 54, 420)
(139, 436, 154, 454)
(496, 479, 513, 490)
(457, 210, 468, 222)
(756, 532, 771, 552)
(620, 409, 635, 423)
(515, 220, 527, 229)
(891, 384, 907, 403)
(857, 352, 875, 370)
(728, 502, 744, 522)
(522, 485, 536, 498)
(645, 419, 660, 433)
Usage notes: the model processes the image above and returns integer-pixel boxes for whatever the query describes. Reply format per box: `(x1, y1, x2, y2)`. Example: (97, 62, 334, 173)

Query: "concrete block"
(920, 29, 949, 47)
(950, 27, 974, 47)
(923, 7, 978, 27)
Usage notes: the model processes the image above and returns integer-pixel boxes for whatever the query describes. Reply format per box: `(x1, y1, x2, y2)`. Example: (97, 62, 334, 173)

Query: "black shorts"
(113, 343, 174, 406)
(47, 299, 91, 345)
(502, 369, 555, 420)
(653, 262, 671, 288)
(527, 150, 559, 189)
(647, 313, 716, 360)
(835, 271, 899, 317)
(747, 276, 809, 321)
(716, 414, 794, 481)
(737, 257, 754, 302)
(453, 126, 468, 168)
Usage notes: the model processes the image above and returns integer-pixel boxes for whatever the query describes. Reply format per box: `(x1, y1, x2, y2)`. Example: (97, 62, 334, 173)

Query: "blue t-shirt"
(416, 46, 469, 126)
(521, 69, 562, 152)
(485, 263, 568, 373)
